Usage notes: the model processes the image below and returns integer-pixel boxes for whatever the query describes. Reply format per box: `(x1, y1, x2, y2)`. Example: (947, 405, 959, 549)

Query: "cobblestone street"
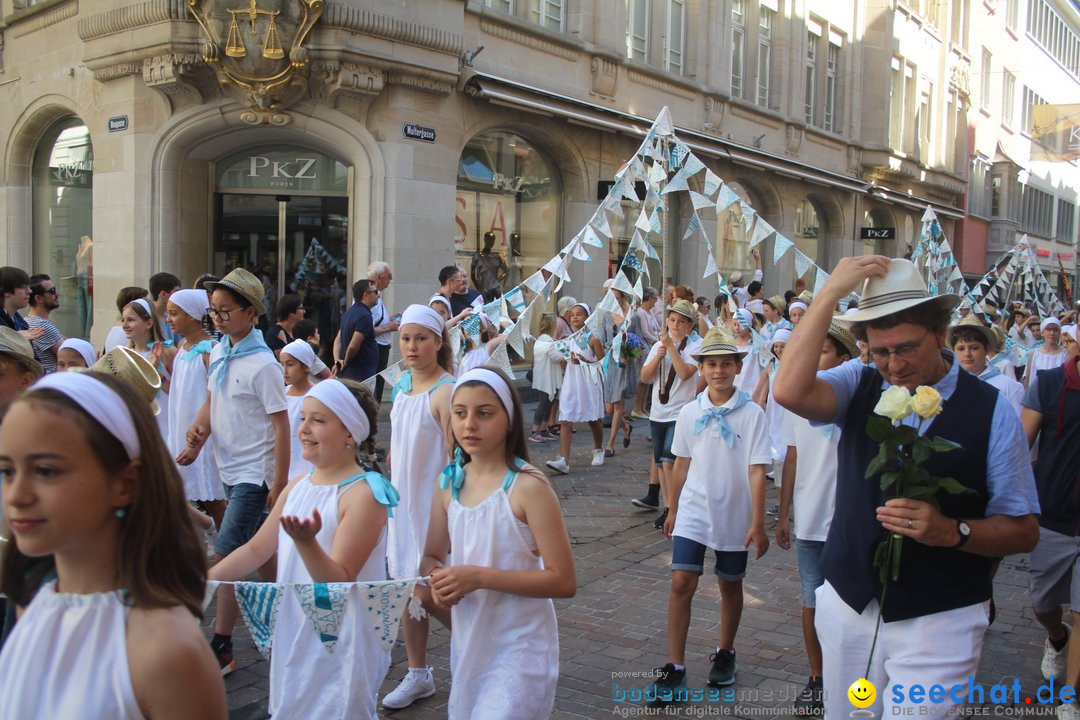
(214, 411, 1054, 720)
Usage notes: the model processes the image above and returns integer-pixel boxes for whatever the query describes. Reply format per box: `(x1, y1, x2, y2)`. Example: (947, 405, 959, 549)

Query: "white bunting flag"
(704, 169, 721, 197)
(235, 582, 284, 657)
(522, 271, 547, 295)
(591, 209, 612, 238)
(814, 267, 831, 295)
(485, 341, 514, 376)
(504, 287, 526, 312)
(662, 170, 690, 194)
(689, 190, 714, 210)
(794, 251, 815, 279)
(715, 183, 741, 212)
(293, 583, 351, 654)
(703, 252, 718, 279)
(635, 207, 652, 233)
(750, 216, 775, 248)
(681, 152, 705, 177)
(772, 233, 794, 263)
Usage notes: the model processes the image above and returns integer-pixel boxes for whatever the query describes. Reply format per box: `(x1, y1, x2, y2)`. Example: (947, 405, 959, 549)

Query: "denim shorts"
(671, 535, 748, 580)
(796, 538, 826, 608)
(650, 419, 678, 466)
(214, 482, 269, 557)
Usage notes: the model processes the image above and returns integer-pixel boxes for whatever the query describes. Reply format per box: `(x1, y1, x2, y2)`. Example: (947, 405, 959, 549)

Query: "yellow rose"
(911, 385, 944, 419)
(874, 385, 912, 424)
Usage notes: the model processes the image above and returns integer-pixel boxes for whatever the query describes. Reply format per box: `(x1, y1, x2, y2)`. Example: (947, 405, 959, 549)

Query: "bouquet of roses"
(865, 385, 970, 586)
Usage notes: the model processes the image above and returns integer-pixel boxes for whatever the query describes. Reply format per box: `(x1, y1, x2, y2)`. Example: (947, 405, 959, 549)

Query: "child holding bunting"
(546, 302, 606, 474)
(774, 320, 857, 716)
(0, 371, 226, 719)
(164, 289, 225, 527)
(651, 325, 771, 698)
(421, 367, 576, 720)
(383, 303, 456, 710)
(210, 379, 398, 720)
(177, 268, 291, 676)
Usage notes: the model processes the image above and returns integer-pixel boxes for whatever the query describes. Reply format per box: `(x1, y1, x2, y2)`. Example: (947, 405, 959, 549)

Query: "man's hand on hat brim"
(819, 255, 891, 303)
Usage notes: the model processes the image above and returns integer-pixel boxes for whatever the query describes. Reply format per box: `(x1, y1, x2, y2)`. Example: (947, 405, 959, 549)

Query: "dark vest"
(821, 366, 997, 622)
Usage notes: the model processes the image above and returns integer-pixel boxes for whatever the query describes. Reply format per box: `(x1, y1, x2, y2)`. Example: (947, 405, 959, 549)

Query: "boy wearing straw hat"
(775, 319, 857, 716)
(179, 267, 290, 676)
(773, 256, 1039, 720)
(948, 315, 1024, 416)
(648, 325, 770, 698)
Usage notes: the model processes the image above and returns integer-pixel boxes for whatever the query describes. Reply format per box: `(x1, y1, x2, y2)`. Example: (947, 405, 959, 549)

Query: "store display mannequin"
(471, 231, 508, 299)
(74, 235, 93, 337)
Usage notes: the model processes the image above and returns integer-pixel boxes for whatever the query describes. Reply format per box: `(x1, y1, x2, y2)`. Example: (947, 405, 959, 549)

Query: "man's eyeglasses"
(208, 307, 242, 321)
(44, 288, 58, 296)
(868, 331, 930, 366)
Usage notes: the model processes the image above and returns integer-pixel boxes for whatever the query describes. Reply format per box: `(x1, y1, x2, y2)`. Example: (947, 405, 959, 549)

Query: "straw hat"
(693, 325, 748, 359)
(827, 319, 861, 358)
(797, 290, 815, 305)
(82, 346, 162, 415)
(666, 299, 698, 323)
(990, 326, 1007, 353)
(764, 294, 787, 314)
(205, 268, 265, 315)
(0, 326, 44, 378)
(836, 259, 958, 324)
(947, 314, 997, 351)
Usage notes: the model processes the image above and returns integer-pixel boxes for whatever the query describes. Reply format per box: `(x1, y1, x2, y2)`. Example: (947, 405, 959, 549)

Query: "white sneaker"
(382, 667, 436, 709)
(545, 457, 570, 474)
(1042, 626, 1070, 682)
(591, 449, 605, 466)
(1059, 703, 1080, 720)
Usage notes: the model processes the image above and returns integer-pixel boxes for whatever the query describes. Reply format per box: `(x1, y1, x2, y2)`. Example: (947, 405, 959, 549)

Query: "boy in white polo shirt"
(649, 325, 771, 700)
(948, 315, 1024, 417)
(178, 268, 290, 675)
(775, 319, 857, 716)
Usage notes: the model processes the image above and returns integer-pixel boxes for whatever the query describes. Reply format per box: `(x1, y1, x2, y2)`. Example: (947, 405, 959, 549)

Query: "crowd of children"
(0, 255, 1078, 719)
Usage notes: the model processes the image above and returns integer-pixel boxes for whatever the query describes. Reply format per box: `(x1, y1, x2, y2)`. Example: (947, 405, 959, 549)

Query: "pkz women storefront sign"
(215, 146, 347, 194)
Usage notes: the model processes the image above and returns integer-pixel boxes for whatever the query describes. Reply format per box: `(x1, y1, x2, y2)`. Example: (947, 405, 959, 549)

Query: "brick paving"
(211, 409, 1055, 720)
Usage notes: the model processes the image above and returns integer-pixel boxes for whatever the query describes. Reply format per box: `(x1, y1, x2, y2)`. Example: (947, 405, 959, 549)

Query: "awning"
(465, 72, 965, 220)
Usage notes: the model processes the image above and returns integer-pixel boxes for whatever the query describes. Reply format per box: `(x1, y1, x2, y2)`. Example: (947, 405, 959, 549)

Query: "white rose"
(874, 385, 912, 425)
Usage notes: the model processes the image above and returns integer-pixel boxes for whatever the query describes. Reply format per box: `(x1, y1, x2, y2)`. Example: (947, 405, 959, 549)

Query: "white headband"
(771, 329, 792, 346)
(168, 289, 209, 321)
(453, 368, 515, 428)
(1063, 325, 1078, 344)
(571, 302, 592, 316)
(306, 379, 371, 445)
(428, 294, 453, 314)
(1041, 317, 1061, 332)
(30, 372, 141, 460)
(400, 304, 445, 335)
(789, 301, 809, 313)
(131, 297, 154, 318)
(58, 338, 97, 368)
(280, 339, 316, 370)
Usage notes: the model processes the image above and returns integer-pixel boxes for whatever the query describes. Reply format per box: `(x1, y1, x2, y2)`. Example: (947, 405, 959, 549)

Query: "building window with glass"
(487, 0, 514, 13)
(805, 29, 818, 125)
(795, 197, 822, 266)
(456, 132, 561, 298)
(1057, 199, 1076, 244)
(980, 49, 991, 112)
(32, 118, 93, 339)
(757, 4, 774, 108)
(824, 40, 839, 132)
(665, 0, 685, 74)
(530, 0, 564, 31)
(969, 157, 991, 218)
(627, 0, 649, 62)
(1002, 70, 1016, 127)
(731, 0, 745, 98)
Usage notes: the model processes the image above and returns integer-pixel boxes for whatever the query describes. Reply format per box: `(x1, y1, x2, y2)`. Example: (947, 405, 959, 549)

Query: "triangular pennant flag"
(649, 161, 668, 186)
(539, 275, 556, 301)
(583, 225, 605, 248)
(505, 321, 526, 356)
(681, 152, 705, 178)
(203, 580, 221, 613)
(750, 216, 775, 248)
(645, 186, 662, 207)
(688, 212, 702, 232)
(633, 275, 644, 300)
(485, 340, 514, 376)
(294, 582, 351, 654)
(921, 205, 936, 222)
(794, 251, 815, 279)
(649, 208, 663, 234)
(482, 297, 503, 327)
(504, 287, 526, 313)
(357, 579, 416, 652)
(669, 142, 689, 169)
(603, 189, 623, 212)
(814, 267, 831, 295)
(541, 255, 570, 285)
(596, 290, 621, 314)
(380, 360, 406, 391)
(688, 190, 713, 210)
(703, 169, 721, 197)
(235, 582, 283, 657)
(653, 105, 675, 136)
(591, 210, 612, 238)
(643, 239, 659, 261)
(572, 242, 592, 262)
(715, 183, 741, 212)
(662, 170, 690, 194)
(703, 252, 718, 279)
(612, 270, 637, 297)
(635, 207, 652, 233)
(772, 233, 795, 263)
(622, 251, 644, 272)
(359, 375, 377, 394)
(522, 271, 547, 295)
(739, 202, 757, 233)
(621, 176, 640, 202)
(585, 309, 606, 336)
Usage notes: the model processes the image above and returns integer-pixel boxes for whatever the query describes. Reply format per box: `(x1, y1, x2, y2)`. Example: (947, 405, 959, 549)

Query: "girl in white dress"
(422, 367, 576, 720)
(210, 379, 397, 720)
(281, 339, 317, 483)
(124, 297, 176, 442)
(0, 371, 225, 720)
(1024, 317, 1068, 388)
(383, 303, 456, 710)
(165, 289, 225, 528)
(546, 302, 606, 474)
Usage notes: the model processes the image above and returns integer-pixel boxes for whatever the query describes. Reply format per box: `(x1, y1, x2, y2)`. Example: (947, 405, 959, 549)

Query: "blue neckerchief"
(978, 364, 1001, 381)
(208, 328, 272, 388)
(182, 339, 214, 360)
(693, 389, 752, 446)
(339, 471, 399, 518)
(820, 423, 836, 439)
(391, 370, 413, 402)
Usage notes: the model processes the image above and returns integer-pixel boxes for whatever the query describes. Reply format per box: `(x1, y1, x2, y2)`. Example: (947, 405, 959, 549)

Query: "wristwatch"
(954, 520, 971, 548)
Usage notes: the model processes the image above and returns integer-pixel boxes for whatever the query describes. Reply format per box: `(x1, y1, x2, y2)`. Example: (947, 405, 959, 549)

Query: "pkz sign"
(860, 227, 896, 240)
(402, 123, 436, 143)
(215, 146, 347, 193)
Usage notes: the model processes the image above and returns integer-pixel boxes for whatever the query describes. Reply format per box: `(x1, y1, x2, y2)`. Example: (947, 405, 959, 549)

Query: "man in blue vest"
(774, 256, 1039, 719)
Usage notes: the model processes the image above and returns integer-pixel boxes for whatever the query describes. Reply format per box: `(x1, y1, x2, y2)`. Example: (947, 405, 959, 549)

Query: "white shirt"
(671, 390, 772, 550)
(781, 412, 842, 541)
(104, 325, 127, 352)
(974, 366, 1024, 418)
(207, 341, 288, 486)
(372, 291, 391, 347)
(645, 338, 702, 422)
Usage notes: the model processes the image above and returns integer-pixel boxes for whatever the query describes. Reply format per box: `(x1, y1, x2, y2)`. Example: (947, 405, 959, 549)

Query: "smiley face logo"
(848, 678, 876, 709)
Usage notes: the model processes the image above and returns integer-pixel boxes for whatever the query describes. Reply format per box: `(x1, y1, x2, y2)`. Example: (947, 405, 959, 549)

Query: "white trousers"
(816, 581, 990, 720)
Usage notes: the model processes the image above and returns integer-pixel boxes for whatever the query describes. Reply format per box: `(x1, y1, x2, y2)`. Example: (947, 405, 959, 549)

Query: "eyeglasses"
(208, 307, 241, 321)
(44, 288, 58, 295)
(868, 331, 930, 366)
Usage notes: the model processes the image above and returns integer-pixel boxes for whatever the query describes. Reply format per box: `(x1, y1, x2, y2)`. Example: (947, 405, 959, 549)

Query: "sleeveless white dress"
(168, 343, 224, 501)
(387, 371, 455, 579)
(558, 334, 604, 423)
(1029, 347, 1068, 377)
(734, 343, 761, 393)
(286, 392, 313, 482)
(269, 474, 390, 720)
(0, 582, 144, 719)
(446, 468, 559, 720)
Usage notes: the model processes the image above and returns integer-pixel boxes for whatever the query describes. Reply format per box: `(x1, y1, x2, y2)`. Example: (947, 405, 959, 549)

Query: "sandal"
(623, 423, 634, 449)
(604, 448, 616, 458)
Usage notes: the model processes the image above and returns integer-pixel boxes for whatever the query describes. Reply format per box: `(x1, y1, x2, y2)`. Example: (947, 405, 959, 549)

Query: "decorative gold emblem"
(187, 0, 324, 125)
